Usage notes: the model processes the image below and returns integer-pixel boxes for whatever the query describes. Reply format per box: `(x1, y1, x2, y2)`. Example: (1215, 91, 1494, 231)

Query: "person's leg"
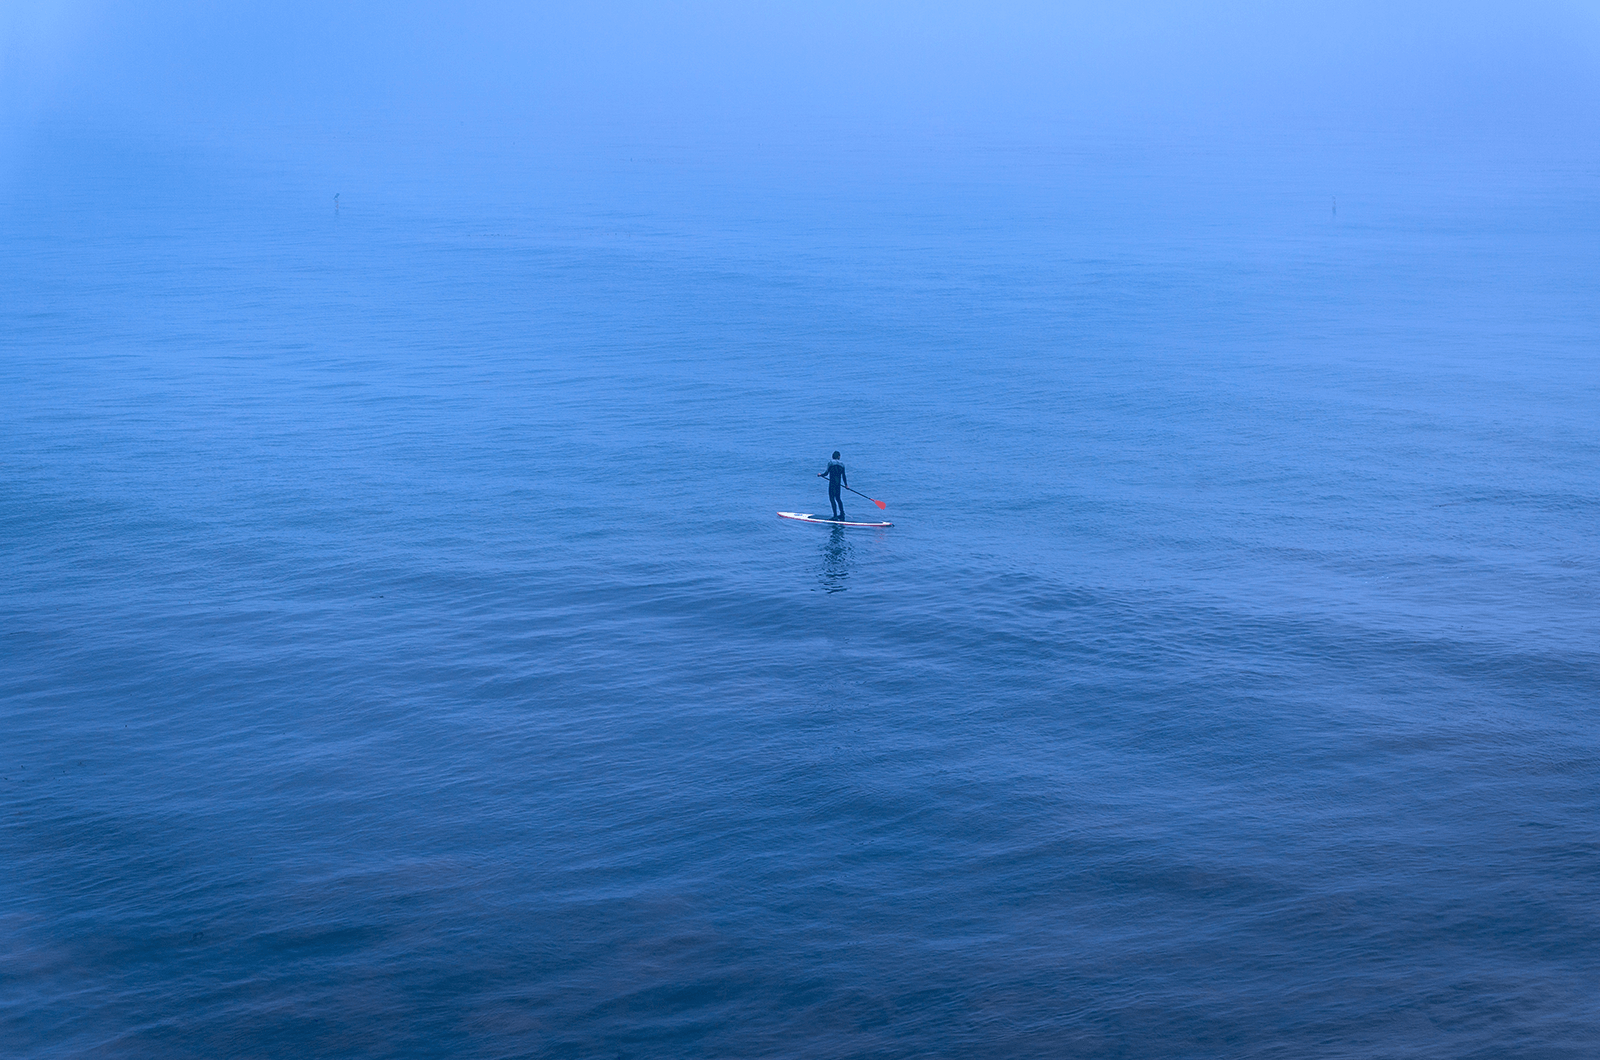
(829, 485, 842, 519)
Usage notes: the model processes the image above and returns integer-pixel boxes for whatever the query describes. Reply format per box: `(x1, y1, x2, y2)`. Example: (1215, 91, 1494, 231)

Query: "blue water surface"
(3, 126, 1598, 1058)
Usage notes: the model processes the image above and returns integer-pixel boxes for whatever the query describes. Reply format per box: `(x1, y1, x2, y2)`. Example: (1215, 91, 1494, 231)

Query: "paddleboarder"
(818, 451, 847, 520)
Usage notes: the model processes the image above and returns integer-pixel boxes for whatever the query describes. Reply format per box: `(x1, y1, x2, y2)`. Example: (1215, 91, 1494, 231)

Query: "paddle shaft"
(842, 484, 888, 510)
(817, 471, 887, 509)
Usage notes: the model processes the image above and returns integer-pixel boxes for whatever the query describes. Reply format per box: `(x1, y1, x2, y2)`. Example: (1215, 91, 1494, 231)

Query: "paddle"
(844, 485, 888, 510)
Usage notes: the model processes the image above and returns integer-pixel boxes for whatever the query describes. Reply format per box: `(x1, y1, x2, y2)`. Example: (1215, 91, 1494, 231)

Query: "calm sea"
(4, 126, 1598, 1058)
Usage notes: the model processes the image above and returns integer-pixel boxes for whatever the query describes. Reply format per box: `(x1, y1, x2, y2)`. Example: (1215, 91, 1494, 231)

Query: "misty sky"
(6, 1, 1600, 152)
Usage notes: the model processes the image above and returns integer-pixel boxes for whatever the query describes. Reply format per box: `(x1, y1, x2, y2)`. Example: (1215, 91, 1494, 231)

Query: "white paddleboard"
(778, 511, 893, 528)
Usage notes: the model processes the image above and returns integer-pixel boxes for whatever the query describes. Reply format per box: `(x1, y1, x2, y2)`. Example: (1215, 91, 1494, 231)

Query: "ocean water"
(3, 127, 1598, 1058)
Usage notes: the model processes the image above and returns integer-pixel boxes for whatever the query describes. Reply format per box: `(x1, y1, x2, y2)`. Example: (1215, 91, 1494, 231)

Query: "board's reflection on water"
(819, 526, 851, 593)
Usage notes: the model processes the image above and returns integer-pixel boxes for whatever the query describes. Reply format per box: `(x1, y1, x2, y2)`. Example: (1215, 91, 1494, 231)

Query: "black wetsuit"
(821, 459, 847, 519)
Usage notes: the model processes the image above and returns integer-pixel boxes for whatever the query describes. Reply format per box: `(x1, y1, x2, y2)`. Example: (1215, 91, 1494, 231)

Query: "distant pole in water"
(335, 193, 340, 212)
(1332, 196, 1337, 218)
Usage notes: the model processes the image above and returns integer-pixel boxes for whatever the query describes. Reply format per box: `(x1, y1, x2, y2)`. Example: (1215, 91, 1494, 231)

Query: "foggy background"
(6, 2, 1600, 185)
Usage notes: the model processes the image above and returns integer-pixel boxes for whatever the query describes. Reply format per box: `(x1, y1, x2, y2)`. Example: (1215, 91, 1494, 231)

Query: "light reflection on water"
(820, 524, 852, 592)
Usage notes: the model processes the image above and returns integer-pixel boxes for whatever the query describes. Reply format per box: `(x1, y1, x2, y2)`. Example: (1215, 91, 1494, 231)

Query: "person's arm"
(842, 469, 848, 488)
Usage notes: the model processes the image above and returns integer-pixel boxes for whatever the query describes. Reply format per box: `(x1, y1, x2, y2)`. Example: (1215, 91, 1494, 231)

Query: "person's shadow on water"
(819, 526, 851, 593)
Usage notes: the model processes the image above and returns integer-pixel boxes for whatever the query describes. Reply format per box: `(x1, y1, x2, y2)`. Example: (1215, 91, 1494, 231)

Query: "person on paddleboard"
(818, 451, 847, 520)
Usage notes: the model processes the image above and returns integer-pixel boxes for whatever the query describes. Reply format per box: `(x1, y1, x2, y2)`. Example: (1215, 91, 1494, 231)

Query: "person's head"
(832, 451, 841, 459)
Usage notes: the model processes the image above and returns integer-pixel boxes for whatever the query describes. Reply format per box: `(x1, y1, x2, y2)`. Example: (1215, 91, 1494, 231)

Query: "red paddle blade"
(873, 498, 887, 509)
